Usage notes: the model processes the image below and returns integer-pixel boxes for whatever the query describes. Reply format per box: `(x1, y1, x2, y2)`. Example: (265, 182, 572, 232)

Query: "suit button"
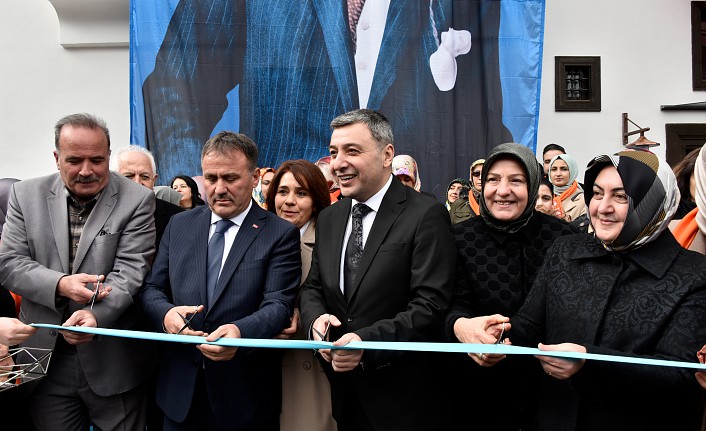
(50, 330, 57, 337)
(303, 361, 311, 370)
(346, 315, 354, 323)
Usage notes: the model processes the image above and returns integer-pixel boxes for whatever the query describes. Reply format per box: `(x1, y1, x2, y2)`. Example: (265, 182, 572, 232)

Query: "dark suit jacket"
(140, 201, 301, 428)
(143, 0, 510, 197)
(300, 178, 457, 431)
(154, 198, 183, 252)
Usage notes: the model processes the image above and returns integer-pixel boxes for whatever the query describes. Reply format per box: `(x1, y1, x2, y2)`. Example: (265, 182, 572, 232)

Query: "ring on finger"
(479, 353, 485, 361)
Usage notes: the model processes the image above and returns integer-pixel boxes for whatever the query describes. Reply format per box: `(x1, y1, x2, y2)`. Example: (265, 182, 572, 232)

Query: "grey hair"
(54, 113, 110, 151)
(111, 145, 157, 175)
(201, 131, 259, 171)
(330, 109, 393, 150)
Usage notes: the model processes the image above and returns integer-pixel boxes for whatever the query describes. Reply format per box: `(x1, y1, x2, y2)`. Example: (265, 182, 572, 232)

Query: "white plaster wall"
(538, 0, 705, 180)
(1, 0, 703, 181)
(0, 0, 129, 180)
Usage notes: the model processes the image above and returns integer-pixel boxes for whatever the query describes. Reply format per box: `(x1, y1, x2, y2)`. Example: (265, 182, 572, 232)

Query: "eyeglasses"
(471, 171, 482, 178)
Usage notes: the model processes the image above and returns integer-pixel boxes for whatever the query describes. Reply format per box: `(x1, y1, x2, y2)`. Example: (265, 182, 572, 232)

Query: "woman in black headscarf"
(445, 143, 578, 430)
(477, 150, 706, 430)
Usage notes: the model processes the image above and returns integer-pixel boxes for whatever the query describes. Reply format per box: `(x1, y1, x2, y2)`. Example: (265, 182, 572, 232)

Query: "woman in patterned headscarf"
(392, 155, 422, 192)
(252, 167, 275, 208)
(477, 150, 706, 430)
(549, 153, 586, 221)
(445, 143, 579, 430)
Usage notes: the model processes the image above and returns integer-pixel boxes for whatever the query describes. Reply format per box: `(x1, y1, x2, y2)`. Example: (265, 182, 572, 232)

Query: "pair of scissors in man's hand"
(89, 275, 104, 310)
(312, 315, 331, 341)
(176, 307, 201, 335)
(311, 315, 332, 354)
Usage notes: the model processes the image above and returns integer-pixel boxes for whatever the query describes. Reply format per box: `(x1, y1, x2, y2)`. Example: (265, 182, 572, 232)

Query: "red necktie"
(347, 0, 367, 48)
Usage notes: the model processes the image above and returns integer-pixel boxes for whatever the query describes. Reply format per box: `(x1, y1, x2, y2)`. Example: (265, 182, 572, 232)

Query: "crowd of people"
(0, 110, 705, 431)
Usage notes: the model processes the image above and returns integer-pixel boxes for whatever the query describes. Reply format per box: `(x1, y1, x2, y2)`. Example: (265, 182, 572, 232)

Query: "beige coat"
(281, 221, 337, 431)
(560, 187, 587, 222)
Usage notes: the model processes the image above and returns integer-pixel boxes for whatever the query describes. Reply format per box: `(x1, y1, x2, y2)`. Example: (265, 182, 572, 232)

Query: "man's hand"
(197, 324, 240, 361)
(453, 314, 510, 366)
(163, 305, 205, 336)
(0, 344, 14, 383)
(60, 310, 97, 345)
(57, 274, 111, 305)
(312, 314, 341, 363)
(275, 308, 299, 339)
(535, 343, 586, 380)
(331, 333, 363, 372)
(0, 317, 38, 346)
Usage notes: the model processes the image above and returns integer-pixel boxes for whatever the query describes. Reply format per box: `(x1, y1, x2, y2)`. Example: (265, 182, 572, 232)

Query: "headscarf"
(695, 146, 706, 234)
(467, 159, 486, 216)
(583, 150, 679, 252)
(673, 145, 706, 248)
(479, 143, 541, 233)
(469, 159, 485, 192)
(445, 178, 470, 211)
(548, 153, 580, 196)
(392, 155, 421, 191)
(252, 167, 275, 209)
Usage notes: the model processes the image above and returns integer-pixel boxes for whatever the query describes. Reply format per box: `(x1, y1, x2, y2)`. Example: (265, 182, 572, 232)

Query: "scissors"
(89, 276, 103, 310)
(176, 307, 200, 335)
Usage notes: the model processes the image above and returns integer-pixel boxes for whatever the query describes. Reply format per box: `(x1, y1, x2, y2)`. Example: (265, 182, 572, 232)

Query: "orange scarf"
(468, 192, 480, 216)
(553, 181, 579, 218)
(673, 207, 700, 248)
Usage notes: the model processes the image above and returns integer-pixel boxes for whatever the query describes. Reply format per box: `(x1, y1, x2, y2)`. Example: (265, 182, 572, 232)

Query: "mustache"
(211, 193, 234, 202)
(72, 175, 99, 184)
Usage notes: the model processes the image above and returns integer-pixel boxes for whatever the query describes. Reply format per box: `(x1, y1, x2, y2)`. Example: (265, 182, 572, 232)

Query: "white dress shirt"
(339, 174, 393, 294)
(355, 0, 391, 108)
(208, 200, 252, 278)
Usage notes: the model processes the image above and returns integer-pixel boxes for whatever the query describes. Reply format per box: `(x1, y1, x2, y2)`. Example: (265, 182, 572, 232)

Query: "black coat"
(512, 231, 706, 431)
(445, 212, 579, 431)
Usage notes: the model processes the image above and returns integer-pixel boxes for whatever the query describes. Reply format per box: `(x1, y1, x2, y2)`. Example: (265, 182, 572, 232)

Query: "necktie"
(344, 203, 372, 300)
(347, 0, 367, 48)
(207, 219, 234, 306)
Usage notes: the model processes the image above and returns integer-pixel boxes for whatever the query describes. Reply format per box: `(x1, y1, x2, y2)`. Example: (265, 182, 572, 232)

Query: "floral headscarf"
(583, 150, 679, 252)
(252, 167, 275, 209)
(392, 155, 422, 191)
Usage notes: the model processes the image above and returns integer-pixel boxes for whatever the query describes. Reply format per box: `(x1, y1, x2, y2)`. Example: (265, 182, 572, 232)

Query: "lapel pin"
(252, 224, 259, 229)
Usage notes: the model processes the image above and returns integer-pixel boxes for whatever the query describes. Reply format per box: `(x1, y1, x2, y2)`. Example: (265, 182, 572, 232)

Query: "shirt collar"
(65, 188, 101, 208)
(299, 220, 311, 238)
(351, 174, 393, 214)
(210, 199, 252, 227)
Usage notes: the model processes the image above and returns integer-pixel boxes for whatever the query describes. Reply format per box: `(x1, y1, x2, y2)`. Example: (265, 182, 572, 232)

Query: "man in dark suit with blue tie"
(140, 131, 301, 430)
(300, 109, 457, 431)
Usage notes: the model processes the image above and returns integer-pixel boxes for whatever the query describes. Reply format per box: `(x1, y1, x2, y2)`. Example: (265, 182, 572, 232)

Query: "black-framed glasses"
(471, 170, 482, 178)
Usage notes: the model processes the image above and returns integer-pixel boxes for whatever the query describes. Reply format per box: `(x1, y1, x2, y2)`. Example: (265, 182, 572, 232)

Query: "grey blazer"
(0, 171, 157, 397)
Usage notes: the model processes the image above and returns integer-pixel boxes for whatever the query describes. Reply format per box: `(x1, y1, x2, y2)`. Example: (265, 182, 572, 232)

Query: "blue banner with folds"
(32, 324, 706, 370)
(129, 0, 546, 198)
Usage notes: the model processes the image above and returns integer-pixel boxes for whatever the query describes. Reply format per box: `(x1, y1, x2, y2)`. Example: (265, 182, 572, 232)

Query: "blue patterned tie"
(207, 219, 234, 306)
(344, 203, 372, 300)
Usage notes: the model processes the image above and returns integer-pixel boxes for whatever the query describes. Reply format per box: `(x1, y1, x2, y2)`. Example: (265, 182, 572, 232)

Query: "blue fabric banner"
(130, 0, 545, 196)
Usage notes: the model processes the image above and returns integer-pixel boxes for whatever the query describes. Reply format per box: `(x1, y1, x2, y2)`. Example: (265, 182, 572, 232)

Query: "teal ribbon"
(31, 323, 706, 370)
